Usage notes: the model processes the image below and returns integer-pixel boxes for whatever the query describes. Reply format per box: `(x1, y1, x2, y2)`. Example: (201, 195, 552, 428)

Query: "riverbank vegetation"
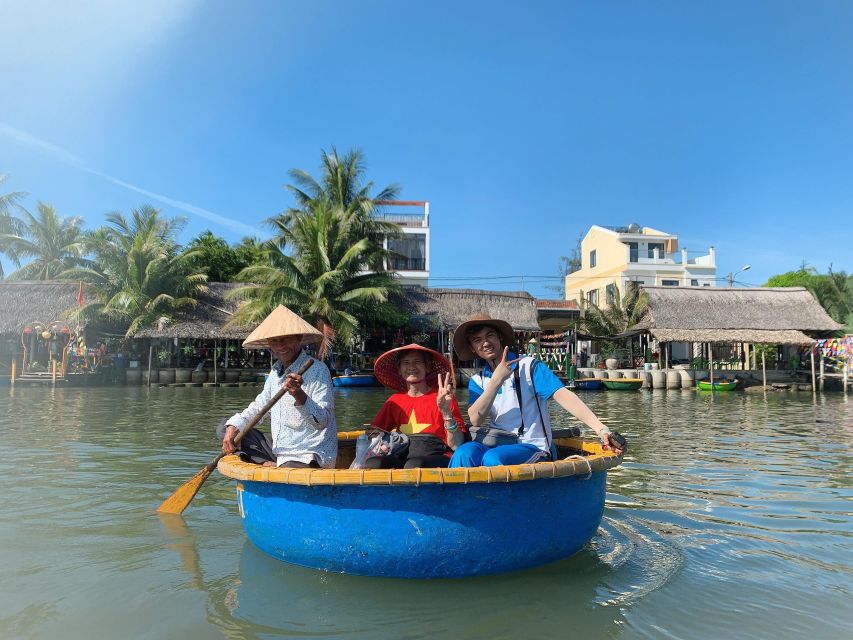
(0, 149, 406, 348)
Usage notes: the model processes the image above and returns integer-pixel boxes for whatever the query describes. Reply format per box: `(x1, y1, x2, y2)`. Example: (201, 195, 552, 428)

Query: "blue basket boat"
(331, 374, 377, 387)
(217, 431, 623, 579)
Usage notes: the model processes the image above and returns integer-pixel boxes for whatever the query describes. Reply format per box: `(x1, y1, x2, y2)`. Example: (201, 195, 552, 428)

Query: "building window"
(648, 243, 665, 259)
(589, 250, 596, 268)
(662, 279, 679, 286)
(703, 283, 711, 287)
(606, 283, 616, 305)
(627, 242, 638, 263)
(388, 234, 426, 271)
(588, 289, 599, 306)
(690, 279, 699, 287)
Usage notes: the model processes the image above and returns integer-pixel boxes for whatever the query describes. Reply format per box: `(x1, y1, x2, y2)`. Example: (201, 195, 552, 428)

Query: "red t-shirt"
(371, 391, 467, 454)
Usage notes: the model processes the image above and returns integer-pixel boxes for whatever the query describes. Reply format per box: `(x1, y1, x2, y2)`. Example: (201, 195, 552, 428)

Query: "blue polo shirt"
(468, 352, 563, 404)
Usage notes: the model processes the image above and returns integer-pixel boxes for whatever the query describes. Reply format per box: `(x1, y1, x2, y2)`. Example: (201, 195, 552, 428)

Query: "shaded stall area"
(614, 286, 845, 391)
(130, 282, 263, 386)
(0, 281, 99, 386)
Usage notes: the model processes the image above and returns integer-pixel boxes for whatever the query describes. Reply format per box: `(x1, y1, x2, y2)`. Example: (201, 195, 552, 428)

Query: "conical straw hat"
(242, 305, 323, 349)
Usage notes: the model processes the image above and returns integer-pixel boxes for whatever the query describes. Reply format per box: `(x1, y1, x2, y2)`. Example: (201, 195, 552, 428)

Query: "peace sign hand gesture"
(492, 346, 522, 384)
(436, 372, 455, 415)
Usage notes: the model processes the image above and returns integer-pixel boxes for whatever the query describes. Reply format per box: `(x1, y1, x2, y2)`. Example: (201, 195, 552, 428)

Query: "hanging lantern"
(41, 330, 52, 340)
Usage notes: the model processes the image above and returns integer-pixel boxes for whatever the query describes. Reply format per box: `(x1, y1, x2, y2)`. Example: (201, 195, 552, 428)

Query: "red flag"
(77, 281, 84, 307)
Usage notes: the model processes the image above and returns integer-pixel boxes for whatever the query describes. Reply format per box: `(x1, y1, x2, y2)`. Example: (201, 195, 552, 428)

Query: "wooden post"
(214, 339, 218, 384)
(810, 348, 816, 394)
(761, 351, 766, 389)
(843, 356, 849, 393)
(819, 356, 825, 391)
(709, 343, 714, 387)
(664, 342, 669, 371)
(11, 359, 16, 385)
(52, 360, 57, 386)
(147, 344, 153, 388)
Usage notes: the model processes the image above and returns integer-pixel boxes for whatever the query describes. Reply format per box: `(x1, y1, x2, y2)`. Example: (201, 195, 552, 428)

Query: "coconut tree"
(0, 174, 27, 279)
(63, 205, 207, 336)
(579, 284, 649, 341)
(2, 202, 87, 280)
(229, 198, 402, 357)
(273, 147, 402, 269)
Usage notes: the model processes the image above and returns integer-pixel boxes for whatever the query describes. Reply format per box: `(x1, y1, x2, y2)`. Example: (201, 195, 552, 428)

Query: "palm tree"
(3, 202, 87, 280)
(274, 147, 401, 269)
(63, 205, 207, 336)
(579, 284, 649, 342)
(0, 173, 27, 279)
(229, 198, 402, 357)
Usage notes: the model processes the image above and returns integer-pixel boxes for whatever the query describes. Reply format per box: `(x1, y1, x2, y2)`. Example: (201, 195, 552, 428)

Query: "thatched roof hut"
(132, 282, 253, 340)
(0, 281, 83, 336)
(404, 288, 540, 332)
(629, 286, 843, 344)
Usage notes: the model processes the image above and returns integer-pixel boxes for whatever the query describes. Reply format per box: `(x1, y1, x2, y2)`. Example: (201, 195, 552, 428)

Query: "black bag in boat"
(468, 426, 519, 448)
(407, 433, 450, 458)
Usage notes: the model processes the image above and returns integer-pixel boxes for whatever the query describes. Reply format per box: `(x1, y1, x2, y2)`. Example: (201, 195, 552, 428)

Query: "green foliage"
(62, 205, 208, 337)
(186, 231, 269, 282)
(2, 202, 87, 280)
(0, 173, 27, 279)
(578, 284, 648, 350)
(766, 265, 852, 326)
(230, 197, 402, 358)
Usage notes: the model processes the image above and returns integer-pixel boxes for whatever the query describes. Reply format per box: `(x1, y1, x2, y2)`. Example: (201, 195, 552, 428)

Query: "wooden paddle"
(157, 357, 315, 514)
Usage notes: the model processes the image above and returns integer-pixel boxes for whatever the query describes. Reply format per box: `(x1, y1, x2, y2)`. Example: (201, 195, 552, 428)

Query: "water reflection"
(1, 385, 851, 639)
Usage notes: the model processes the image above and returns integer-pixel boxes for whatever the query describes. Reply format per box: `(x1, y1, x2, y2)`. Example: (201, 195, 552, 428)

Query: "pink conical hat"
(242, 305, 322, 349)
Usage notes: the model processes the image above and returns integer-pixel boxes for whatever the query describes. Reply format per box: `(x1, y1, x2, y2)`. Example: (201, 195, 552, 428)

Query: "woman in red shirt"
(367, 344, 467, 469)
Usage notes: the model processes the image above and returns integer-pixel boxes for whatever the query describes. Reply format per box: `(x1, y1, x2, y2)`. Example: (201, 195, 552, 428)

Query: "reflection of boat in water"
(217, 430, 622, 579)
(601, 378, 643, 390)
(572, 378, 603, 390)
(696, 378, 737, 391)
(331, 373, 377, 387)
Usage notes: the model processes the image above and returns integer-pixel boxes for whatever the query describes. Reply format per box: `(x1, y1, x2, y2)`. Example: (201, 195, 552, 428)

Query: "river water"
(0, 384, 850, 639)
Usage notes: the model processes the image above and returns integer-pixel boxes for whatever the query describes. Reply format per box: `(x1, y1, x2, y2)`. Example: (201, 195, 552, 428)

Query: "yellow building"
(565, 224, 717, 308)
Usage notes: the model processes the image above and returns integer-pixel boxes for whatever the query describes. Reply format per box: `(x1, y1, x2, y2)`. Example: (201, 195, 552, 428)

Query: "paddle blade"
(157, 464, 214, 514)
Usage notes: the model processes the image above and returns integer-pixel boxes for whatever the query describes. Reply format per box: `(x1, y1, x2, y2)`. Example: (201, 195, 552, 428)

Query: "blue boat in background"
(218, 430, 623, 579)
(572, 378, 603, 390)
(331, 373, 377, 387)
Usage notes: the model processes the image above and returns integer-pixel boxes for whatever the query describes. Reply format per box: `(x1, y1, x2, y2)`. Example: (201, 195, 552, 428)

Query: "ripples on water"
(0, 385, 850, 639)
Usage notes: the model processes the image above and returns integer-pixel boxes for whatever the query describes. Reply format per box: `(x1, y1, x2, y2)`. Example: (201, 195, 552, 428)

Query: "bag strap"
(513, 366, 525, 435)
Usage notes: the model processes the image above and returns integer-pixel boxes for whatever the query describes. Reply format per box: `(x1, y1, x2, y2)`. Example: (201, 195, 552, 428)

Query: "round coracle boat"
(217, 430, 623, 579)
(331, 373, 377, 387)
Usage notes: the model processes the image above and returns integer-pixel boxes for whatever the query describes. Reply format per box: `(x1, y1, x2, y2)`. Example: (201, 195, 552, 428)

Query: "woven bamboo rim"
(217, 432, 622, 486)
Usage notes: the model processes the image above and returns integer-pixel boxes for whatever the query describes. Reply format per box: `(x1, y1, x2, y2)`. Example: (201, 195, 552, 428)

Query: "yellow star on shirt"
(399, 409, 431, 435)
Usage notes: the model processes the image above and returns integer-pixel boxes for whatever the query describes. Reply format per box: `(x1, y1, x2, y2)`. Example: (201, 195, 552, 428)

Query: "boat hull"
(601, 378, 643, 390)
(235, 471, 607, 578)
(332, 374, 377, 387)
(696, 380, 737, 391)
(573, 378, 603, 390)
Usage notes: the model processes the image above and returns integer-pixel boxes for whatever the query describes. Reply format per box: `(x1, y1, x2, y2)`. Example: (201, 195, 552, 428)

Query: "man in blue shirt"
(449, 314, 626, 467)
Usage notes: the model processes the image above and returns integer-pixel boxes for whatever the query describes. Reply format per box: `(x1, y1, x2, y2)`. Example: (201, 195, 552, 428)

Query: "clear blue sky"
(2, 0, 851, 297)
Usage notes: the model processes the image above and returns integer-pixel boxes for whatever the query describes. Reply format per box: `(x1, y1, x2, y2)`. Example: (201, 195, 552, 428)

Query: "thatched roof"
(0, 281, 84, 336)
(132, 282, 253, 340)
(630, 286, 843, 344)
(403, 288, 540, 332)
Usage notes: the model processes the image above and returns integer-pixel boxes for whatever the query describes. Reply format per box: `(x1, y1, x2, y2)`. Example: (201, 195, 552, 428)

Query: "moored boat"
(217, 430, 622, 579)
(331, 373, 377, 387)
(696, 378, 737, 391)
(572, 378, 603, 390)
(601, 378, 644, 390)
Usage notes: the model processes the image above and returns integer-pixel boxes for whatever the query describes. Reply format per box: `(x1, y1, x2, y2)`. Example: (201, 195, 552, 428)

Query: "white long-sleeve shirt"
(226, 350, 338, 467)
